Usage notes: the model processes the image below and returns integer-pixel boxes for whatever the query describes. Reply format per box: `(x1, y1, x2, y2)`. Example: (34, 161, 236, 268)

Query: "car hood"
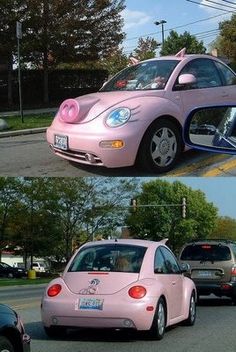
(63, 272, 140, 295)
(57, 90, 165, 124)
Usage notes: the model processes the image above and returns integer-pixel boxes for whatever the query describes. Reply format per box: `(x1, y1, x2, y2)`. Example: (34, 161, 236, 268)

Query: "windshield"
(180, 244, 231, 262)
(68, 243, 147, 273)
(101, 60, 179, 92)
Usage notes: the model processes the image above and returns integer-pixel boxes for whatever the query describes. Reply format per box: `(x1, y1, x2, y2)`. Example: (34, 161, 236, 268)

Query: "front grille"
(51, 145, 103, 165)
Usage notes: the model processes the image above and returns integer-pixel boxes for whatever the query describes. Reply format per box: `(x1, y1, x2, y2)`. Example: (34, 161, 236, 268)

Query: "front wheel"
(183, 292, 196, 326)
(137, 119, 182, 173)
(149, 297, 166, 340)
(0, 336, 14, 352)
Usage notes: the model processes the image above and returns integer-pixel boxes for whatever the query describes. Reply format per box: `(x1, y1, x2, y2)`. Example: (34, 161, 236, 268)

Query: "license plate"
(78, 298, 104, 311)
(197, 270, 212, 278)
(54, 135, 68, 150)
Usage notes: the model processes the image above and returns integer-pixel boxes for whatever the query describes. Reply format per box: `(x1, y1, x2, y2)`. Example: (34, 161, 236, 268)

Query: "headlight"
(106, 108, 131, 127)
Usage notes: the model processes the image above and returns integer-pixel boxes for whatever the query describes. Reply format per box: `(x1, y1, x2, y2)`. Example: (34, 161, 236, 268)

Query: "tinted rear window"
(180, 244, 231, 261)
(69, 244, 147, 273)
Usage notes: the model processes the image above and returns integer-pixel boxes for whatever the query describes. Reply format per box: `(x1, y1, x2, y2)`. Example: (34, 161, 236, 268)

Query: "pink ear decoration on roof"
(129, 57, 140, 65)
(175, 48, 186, 58)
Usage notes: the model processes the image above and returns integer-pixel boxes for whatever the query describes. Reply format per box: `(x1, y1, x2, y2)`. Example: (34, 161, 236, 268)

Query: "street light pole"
(16, 21, 24, 123)
(154, 20, 167, 48)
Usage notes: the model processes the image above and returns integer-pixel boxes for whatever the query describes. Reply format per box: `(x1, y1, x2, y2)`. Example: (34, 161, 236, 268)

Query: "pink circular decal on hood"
(59, 99, 80, 123)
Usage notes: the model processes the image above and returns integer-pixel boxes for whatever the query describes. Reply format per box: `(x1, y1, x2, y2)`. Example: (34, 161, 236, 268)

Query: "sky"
(122, 0, 235, 54)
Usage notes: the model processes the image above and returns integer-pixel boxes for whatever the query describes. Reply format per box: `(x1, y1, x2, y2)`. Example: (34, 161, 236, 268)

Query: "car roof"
(81, 238, 168, 249)
(182, 239, 236, 246)
(140, 54, 222, 64)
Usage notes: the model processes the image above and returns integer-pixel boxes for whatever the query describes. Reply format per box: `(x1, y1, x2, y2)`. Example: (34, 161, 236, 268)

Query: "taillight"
(47, 284, 62, 297)
(231, 265, 236, 281)
(128, 286, 146, 299)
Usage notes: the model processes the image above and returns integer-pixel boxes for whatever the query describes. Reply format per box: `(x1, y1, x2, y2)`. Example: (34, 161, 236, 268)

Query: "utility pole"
(16, 21, 24, 123)
(154, 20, 167, 47)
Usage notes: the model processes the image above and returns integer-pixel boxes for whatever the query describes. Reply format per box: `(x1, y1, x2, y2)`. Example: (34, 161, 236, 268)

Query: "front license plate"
(78, 298, 104, 311)
(54, 135, 68, 150)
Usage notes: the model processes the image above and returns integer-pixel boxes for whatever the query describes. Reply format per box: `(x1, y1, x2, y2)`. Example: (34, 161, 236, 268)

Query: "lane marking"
(168, 154, 228, 176)
(202, 158, 236, 177)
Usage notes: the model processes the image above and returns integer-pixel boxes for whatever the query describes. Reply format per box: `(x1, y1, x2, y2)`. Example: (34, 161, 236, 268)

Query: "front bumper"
(46, 119, 147, 168)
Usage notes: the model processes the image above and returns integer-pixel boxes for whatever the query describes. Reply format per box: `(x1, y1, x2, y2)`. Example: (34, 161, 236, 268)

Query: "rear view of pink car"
(41, 239, 196, 340)
(47, 52, 236, 173)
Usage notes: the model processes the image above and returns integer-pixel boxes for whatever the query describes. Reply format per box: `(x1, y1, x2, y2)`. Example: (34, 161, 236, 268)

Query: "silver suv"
(179, 239, 236, 303)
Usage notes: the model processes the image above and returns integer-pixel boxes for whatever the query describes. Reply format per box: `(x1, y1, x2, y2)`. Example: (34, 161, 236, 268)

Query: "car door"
(174, 58, 235, 117)
(154, 247, 184, 319)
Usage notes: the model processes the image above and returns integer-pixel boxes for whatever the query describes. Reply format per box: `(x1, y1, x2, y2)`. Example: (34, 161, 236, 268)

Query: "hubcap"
(157, 302, 165, 335)
(150, 127, 177, 167)
(190, 296, 196, 322)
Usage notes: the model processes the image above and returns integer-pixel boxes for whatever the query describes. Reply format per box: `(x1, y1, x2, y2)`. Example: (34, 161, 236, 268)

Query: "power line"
(125, 11, 230, 43)
(205, 0, 236, 10)
(186, 0, 236, 12)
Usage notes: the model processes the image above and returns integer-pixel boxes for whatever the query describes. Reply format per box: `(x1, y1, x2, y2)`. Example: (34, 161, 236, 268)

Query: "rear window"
(180, 244, 231, 262)
(69, 244, 147, 273)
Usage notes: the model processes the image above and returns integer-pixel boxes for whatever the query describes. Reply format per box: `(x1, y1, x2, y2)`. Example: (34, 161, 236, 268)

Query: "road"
(0, 285, 235, 352)
(1, 133, 236, 177)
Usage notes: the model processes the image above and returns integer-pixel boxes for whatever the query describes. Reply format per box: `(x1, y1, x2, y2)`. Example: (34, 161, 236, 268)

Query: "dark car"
(0, 304, 30, 352)
(0, 263, 27, 279)
(179, 239, 236, 303)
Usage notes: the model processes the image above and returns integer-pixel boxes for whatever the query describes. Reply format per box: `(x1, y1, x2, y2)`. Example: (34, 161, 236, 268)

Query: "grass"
(1, 113, 54, 131)
(0, 277, 53, 287)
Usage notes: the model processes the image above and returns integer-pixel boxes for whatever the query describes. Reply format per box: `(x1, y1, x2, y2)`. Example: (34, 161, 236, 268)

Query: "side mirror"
(180, 262, 191, 274)
(183, 105, 236, 154)
(178, 73, 197, 85)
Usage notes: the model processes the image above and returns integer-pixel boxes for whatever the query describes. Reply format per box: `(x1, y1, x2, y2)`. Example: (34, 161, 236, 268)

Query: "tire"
(0, 336, 14, 352)
(44, 326, 67, 338)
(183, 292, 196, 326)
(137, 119, 183, 173)
(149, 297, 166, 340)
(7, 273, 14, 279)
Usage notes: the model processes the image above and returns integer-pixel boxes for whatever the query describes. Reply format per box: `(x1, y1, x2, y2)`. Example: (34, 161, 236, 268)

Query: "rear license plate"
(78, 298, 104, 311)
(197, 270, 212, 278)
(54, 135, 68, 150)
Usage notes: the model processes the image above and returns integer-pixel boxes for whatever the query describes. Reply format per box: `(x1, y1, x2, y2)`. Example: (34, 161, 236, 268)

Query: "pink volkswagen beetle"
(41, 239, 196, 340)
(47, 51, 236, 173)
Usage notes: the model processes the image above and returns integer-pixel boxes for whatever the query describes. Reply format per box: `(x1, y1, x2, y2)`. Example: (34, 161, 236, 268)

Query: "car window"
(154, 248, 168, 273)
(215, 61, 236, 86)
(176, 58, 222, 90)
(69, 244, 147, 273)
(101, 60, 179, 92)
(180, 244, 232, 261)
(160, 247, 181, 274)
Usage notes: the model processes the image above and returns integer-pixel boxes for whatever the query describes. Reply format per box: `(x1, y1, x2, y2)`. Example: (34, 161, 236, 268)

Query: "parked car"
(32, 262, 46, 273)
(0, 262, 27, 279)
(41, 239, 196, 340)
(179, 239, 236, 303)
(47, 50, 236, 173)
(0, 303, 30, 352)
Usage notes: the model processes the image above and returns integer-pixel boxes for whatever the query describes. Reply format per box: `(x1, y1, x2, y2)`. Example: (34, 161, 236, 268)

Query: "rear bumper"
(196, 281, 236, 297)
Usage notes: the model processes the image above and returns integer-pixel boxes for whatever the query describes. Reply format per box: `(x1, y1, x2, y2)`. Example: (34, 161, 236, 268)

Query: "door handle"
(172, 281, 176, 285)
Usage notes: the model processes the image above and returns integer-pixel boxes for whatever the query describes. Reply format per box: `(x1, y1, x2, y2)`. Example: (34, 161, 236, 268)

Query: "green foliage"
(210, 216, 236, 241)
(160, 30, 206, 56)
(218, 14, 236, 63)
(125, 179, 218, 251)
(133, 37, 159, 61)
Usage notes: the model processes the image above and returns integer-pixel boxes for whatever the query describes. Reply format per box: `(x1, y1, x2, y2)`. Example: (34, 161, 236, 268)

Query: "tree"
(133, 37, 160, 61)
(125, 179, 218, 252)
(160, 30, 206, 56)
(214, 14, 236, 64)
(0, 0, 125, 104)
(100, 48, 129, 77)
(0, 178, 22, 261)
(209, 216, 236, 241)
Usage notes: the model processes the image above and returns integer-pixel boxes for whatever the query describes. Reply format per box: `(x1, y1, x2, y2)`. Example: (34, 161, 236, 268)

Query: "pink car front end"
(41, 239, 196, 339)
(47, 53, 236, 173)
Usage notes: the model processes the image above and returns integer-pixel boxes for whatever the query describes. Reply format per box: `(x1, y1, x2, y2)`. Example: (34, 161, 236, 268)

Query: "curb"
(0, 127, 47, 138)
